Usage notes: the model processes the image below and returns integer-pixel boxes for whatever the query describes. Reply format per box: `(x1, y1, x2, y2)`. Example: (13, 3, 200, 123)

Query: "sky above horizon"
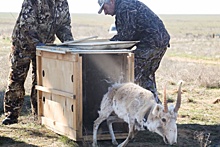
(0, 0, 219, 14)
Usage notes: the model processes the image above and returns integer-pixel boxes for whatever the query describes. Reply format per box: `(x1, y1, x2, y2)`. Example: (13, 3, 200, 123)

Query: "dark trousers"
(134, 47, 167, 103)
(3, 46, 37, 119)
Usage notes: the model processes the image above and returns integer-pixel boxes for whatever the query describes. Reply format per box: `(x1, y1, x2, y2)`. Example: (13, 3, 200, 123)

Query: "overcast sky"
(0, 0, 220, 14)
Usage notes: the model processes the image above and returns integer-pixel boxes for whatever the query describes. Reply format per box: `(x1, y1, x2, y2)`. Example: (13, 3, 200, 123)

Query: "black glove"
(36, 42, 45, 46)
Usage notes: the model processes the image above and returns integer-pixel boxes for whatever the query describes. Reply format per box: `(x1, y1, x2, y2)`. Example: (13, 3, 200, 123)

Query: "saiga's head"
(143, 83, 182, 145)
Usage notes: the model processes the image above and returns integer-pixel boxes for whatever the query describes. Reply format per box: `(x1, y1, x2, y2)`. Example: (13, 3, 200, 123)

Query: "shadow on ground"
(0, 136, 38, 147)
(76, 123, 220, 147)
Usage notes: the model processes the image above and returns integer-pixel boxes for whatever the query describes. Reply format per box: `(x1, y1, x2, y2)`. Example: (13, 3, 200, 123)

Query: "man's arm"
(17, 0, 41, 46)
(56, 1, 74, 42)
(111, 2, 138, 41)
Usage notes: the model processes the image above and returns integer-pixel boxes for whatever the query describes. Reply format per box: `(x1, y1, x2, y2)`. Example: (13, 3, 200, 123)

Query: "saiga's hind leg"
(117, 118, 135, 147)
(107, 115, 124, 145)
(92, 105, 113, 147)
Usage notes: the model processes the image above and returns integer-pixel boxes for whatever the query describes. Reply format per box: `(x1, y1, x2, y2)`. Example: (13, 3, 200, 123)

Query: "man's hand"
(36, 42, 45, 46)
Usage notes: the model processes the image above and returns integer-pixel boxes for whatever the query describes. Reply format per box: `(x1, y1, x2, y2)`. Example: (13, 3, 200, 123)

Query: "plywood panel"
(41, 117, 78, 141)
(40, 92, 77, 131)
(41, 58, 74, 93)
(42, 92, 53, 120)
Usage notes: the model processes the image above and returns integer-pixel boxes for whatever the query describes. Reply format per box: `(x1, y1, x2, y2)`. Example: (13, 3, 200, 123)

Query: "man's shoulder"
(117, 0, 147, 11)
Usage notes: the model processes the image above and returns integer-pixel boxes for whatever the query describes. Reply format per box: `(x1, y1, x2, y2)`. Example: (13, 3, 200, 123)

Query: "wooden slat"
(35, 85, 74, 99)
(75, 56, 83, 138)
(127, 53, 134, 82)
(37, 47, 66, 54)
(131, 53, 135, 81)
(83, 133, 128, 141)
(36, 52, 43, 119)
(40, 51, 79, 62)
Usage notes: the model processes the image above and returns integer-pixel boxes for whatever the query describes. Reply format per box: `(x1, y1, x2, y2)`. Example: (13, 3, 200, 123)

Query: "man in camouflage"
(98, 0, 170, 103)
(2, 0, 74, 125)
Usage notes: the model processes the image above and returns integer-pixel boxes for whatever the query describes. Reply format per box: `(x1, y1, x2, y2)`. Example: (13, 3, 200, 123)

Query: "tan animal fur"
(93, 82, 182, 147)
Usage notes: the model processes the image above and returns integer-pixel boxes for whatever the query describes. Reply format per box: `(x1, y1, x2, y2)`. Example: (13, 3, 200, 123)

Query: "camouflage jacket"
(12, 0, 73, 49)
(110, 0, 170, 49)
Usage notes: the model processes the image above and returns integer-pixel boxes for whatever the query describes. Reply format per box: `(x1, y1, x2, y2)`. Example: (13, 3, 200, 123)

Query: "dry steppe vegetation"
(0, 13, 220, 147)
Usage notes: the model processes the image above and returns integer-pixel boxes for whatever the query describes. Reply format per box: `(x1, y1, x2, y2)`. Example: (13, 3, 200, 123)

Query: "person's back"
(112, 0, 170, 49)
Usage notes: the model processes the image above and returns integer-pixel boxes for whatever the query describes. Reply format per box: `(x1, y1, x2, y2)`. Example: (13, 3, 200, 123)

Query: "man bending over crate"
(2, 0, 74, 125)
(97, 0, 170, 103)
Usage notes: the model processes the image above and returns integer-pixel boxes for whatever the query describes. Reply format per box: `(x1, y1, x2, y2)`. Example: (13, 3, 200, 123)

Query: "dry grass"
(0, 13, 220, 147)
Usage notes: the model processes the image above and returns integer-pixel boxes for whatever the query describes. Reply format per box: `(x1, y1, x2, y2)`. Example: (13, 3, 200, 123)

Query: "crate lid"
(66, 39, 139, 50)
(37, 39, 139, 54)
(36, 46, 134, 54)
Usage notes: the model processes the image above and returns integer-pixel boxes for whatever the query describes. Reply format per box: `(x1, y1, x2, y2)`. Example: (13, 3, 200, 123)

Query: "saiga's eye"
(162, 118, 166, 123)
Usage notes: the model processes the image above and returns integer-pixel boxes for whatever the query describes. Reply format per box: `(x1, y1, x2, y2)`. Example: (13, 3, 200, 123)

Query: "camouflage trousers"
(3, 46, 37, 119)
(134, 47, 167, 103)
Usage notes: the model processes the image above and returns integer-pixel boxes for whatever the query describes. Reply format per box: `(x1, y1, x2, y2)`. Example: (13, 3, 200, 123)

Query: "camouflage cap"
(98, 0, 110, 14)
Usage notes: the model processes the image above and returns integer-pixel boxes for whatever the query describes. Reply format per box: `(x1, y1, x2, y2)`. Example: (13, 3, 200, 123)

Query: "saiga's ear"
(152, 104, 163, 117)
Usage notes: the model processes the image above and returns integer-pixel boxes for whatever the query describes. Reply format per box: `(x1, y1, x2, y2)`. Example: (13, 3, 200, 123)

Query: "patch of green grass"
(59, 136, 79, 147)
(166, 51, 220, 62)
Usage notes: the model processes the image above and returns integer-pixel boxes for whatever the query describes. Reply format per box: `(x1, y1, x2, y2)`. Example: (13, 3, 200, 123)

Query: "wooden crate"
(36, 46, 134, 141)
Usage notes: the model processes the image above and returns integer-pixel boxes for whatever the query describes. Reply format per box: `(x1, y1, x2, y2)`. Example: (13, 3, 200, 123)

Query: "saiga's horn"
(174, 82, 182, 112)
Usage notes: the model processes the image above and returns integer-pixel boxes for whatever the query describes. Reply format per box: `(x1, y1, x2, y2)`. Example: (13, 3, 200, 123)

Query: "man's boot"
(2, 113, 18, 125)
(2, 117, 18, 125)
